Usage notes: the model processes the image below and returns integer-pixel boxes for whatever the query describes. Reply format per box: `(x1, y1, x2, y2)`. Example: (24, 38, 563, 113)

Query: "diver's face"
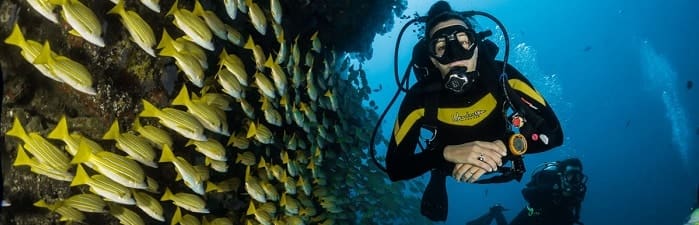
(429, 19, 478, 78)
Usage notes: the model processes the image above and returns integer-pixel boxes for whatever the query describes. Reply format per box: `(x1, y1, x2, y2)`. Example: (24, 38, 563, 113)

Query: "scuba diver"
(465, 158, 587, 225)
(686, 185, 699, 225)
(375, 1, 564, 222)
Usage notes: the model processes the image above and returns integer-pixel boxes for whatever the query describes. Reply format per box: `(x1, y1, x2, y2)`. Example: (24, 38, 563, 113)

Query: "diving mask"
(428, 25, 477, 65)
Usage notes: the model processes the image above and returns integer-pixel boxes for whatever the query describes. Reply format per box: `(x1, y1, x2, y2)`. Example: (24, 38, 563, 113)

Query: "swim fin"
(421, 169, 448, 221)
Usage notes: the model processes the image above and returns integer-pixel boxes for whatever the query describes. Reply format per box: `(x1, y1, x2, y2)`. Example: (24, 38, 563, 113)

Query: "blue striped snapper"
(158, 30, 208, 70)
(108, 0, 157, 57)
(139, 99, 207, 141)
(193, 0, 227, 40)
(4, 24, 58, 82)
(32, 41, 95, 95)
(108, 203, 146, 225)
(6, 117, 71, 172)
(132, 118, 173, 149)
(27, 0, 59, 24)
(70, 164, 136, 205)
(161, 187, 210, 213)
(172, 85, 230, 136)
(133, 190, 165, 222)
(245, 0, 267, 35)
(186, 138, 227, 161)
(13, 145, 73, 181)
(49, 0, 104, 47)
(166, 0, 214, 51)
(71, 140, 148, 190)
(62, 193, 107, 213)
(102, 120, 158, 168)
(159, 145, 206, 195)
(34, 199, 85, 223)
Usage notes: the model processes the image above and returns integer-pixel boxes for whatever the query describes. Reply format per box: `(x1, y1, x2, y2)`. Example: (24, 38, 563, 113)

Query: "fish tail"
(160, 187, 174, 201)
(6, 117, 30, 142)
(156, 30, 172, 50)
(70, 141, 92, 164)
(192, 0, 205, 17)
(243, 36, 254, 50)
(157, 43, 177, 57)
(4, 23, 27, 49)
(107, 0, 126, 16)
(102, 120, 120, 140)
(139, 99, 160, 118)
(158, 144, 176, 163)
(205, 181, 218, 193)
(246, 201, 256, 215)
(13, 145, 34, 167)
(171, 85, 190, 106)
(171, 207, 182, 225)
(47, 116, 70, 141)
(264, 54, 274, 68)
(32, 199, 51, 209)
(246, 121, 256, 138)
(166, 0, 179, 17)
(280, 192, 287, 206)
(32, 41, 53, 65)
(70, 164, 90, 187)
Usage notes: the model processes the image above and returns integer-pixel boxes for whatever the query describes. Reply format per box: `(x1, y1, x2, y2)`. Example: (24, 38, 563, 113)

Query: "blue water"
(363, 0, 699, 224)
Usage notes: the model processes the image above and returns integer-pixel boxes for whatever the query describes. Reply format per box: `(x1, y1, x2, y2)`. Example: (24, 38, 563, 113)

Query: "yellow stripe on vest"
(437, 93, 496, 126)
(508, 79, 546, 106)
(393, 108, 425, 145)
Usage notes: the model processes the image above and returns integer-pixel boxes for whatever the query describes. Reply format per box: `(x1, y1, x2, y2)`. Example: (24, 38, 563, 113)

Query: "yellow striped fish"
(27, 0, 59, 24)
(33, 41, 96, 95)
(108, 0, 157, 57)
(50, 0, 104, 47)
(245, 0, 267, 35)
(6, 116, 71, 172)
(71, 141, 148, 190)
(186, 138, 227, 161)
(159, 145, 205, 195)
(13, 145, 73, 181)
(70, 164, 135, 205)
(133, 190, 164, 222)
(172, 85, 230, 136)
(102, 120, 157, 168)
(139, 99, 206, 141)
(166, 0, 213, 50)
(132, 118, 173, 149)
(34, 199, 85, 223)
(62, 193, 107, 213)
(160, 187, 210, 213)
(109, 203, 145, 225)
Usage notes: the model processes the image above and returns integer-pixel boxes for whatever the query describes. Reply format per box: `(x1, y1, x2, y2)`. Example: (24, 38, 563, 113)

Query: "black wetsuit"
(385, 52, 563, 221)
(509, 168, 586, 225)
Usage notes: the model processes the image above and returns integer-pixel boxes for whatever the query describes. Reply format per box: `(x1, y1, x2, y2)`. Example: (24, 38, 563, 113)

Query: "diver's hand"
(443, 140, 507, 178)
(452, 163, 489, 183)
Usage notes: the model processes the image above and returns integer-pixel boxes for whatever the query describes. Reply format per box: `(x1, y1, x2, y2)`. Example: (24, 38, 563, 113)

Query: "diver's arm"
(386, 95, 448, 181)
(504, 64, 564, 153)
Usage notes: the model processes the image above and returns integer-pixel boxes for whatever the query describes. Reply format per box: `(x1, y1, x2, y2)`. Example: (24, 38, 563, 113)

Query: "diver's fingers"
(470, 155, 496, 173)
(491, 140, 507, 157)
(478, 140, 507, 157)
(453, 164, 473, 181)
(468, 168, 488, 183)
(478, 151, 501, 171)
(457, 164, 480, 182)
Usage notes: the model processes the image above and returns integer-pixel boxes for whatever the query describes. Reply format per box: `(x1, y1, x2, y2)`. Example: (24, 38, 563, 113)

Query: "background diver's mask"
(561, 167, 587, 194)
(428, 25, 479, 94)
